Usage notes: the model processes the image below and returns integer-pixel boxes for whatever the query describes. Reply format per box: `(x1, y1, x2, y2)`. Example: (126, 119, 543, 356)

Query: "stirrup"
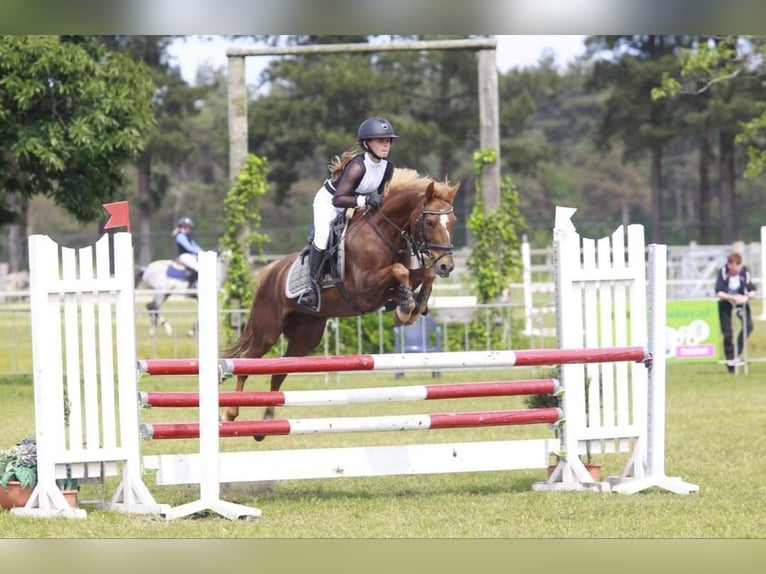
(297, 285, 320, 312)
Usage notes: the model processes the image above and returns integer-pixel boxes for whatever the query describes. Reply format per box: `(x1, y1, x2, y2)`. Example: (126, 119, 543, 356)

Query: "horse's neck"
(380, 193, 419, 236)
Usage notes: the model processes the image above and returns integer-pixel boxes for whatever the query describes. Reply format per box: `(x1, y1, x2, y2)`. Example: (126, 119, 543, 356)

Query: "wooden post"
(226, 37, 500, 217)
(226, 55, 250, 256)
(227, 55, 247, 188)
(478, 49, 501, 212)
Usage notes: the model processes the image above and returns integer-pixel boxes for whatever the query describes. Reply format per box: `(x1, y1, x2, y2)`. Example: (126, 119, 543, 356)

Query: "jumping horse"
(223, 168, 460, 437)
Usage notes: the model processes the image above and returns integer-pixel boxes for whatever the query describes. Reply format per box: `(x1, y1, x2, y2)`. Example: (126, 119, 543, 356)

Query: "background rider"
(173, 216, 203, 286)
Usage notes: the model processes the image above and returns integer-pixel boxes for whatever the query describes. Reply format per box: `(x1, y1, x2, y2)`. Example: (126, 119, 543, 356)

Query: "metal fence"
(0, 292, 543, 376)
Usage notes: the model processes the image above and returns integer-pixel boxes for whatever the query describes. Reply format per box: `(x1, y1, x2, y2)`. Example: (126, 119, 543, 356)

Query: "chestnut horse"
(223, 168, 460, 435)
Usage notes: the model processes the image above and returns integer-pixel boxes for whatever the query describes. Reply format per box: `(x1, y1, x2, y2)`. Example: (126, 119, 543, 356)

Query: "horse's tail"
(221, 307, 262, 359)
(220, 259, 282, 359)
(221, 332, 248, 359)
(134, 265, 146, 288)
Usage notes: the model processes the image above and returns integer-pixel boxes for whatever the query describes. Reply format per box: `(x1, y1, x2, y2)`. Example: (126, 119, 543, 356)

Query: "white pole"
(612, 243, 698, 495)
(646, 244, 667, 477)
(760, 226, 766, 320)
(522, 235, 533, 336)
(164, 251, 261, 520)
(197, 251, 221, 504)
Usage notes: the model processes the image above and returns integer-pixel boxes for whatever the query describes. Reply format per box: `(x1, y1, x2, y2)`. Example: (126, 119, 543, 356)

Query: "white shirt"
(355, 153, 388, 195)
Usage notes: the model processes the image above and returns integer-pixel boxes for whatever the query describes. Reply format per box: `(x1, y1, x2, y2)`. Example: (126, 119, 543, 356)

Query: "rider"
(297, 116, 398, 312)
(173, 216, 202, 286)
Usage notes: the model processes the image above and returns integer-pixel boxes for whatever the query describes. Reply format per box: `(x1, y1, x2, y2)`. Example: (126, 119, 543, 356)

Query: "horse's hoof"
(149, 327, 156, 336)
(186, 329, 195, 338)
(395, 307, 415, 325)
(254, 435, 266, 442)
(164, 324, 173, 336)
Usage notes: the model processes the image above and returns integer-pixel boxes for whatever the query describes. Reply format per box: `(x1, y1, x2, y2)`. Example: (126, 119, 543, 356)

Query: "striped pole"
(138, 379, 559, 408)
(140, 407, 563, 440)
(137, 346, 648, 376)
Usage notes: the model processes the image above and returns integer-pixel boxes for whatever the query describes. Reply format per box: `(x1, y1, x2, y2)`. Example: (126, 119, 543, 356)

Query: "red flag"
(102, 201, 131, 233)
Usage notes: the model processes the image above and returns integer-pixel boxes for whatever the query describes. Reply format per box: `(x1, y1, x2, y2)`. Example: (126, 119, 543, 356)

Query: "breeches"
(312, 188, 343, 250)
(178, 252, 198, 272)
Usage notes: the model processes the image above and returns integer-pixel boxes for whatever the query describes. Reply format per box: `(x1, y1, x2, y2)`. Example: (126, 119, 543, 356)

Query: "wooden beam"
(226, 38, 497, 58)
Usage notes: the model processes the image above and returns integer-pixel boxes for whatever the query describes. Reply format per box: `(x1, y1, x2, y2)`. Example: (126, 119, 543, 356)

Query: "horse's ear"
(433, 180, 459, 203)
(446, 181, 460, 203)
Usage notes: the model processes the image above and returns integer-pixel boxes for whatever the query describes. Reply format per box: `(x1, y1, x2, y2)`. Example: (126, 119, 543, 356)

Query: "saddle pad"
(285, 226, 347, 299)
(166, 263, 190, 280)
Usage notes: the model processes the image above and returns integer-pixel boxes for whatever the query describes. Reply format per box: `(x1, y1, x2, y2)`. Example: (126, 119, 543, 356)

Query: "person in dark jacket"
(173, 216, 203, 285)
(715, 252, 756, 373)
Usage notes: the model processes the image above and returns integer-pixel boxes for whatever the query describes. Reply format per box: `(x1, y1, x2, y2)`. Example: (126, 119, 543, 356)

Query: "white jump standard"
(19, 205, 697, 521)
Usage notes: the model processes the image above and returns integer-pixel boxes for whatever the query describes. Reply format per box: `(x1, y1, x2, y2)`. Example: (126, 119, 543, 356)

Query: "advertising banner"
(665, 299, 721, 363)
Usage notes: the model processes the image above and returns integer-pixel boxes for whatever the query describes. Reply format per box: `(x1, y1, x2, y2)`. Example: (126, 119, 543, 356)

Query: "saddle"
(286, 214, 398, 312)
(286, 214, 347, 299)
(166, 260, 197, 285)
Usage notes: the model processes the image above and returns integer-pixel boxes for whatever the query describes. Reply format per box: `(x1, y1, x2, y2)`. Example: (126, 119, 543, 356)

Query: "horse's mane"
(388, 168, 455, 201)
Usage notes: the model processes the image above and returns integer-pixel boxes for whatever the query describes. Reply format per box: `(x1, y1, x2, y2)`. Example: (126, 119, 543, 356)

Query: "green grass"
(0, 299, 202, 373)
(1, 362, 764, 538)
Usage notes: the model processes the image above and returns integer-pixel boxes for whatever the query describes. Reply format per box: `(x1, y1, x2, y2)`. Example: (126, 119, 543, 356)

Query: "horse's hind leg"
(252, 315, 327, 441)
(224, 336, 280, 423)
(147, 294, 172, 336)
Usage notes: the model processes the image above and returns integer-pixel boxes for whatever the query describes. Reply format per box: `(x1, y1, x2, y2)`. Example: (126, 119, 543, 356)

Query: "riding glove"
(365, 191, 383, 208)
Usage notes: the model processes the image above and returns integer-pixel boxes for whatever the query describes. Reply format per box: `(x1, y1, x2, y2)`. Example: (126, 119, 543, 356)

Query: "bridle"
(367, 196, 454, 268)
(411, 197, 454, 267)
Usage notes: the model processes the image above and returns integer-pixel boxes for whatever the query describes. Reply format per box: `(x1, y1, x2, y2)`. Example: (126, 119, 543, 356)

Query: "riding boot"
(297, 244, 325, 312)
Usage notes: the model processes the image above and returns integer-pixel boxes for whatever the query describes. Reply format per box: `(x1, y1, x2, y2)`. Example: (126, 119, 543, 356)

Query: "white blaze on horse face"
(439, 213, 451, 243)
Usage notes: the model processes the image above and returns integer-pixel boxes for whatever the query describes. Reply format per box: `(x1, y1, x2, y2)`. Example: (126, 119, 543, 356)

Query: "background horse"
(223, 168, 460, 436)
(136, 255, 226, 336)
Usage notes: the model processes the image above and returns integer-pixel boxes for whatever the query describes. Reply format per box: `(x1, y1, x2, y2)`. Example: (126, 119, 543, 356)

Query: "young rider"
(297, 116, 397, 312)
(173, 216, 203, 285)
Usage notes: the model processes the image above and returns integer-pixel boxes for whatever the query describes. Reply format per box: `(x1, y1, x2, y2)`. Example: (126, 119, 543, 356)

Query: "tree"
(0, 35, 154, 270)
(243, 35, 483, 249)
(653, 35, 765, 243)
(586, 35, 693, 243)
(497, 59, 651, 242)
(97, 35, 209, 265)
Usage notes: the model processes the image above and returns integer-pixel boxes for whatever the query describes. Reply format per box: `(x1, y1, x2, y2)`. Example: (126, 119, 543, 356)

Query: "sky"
(168, 35, 587, 85)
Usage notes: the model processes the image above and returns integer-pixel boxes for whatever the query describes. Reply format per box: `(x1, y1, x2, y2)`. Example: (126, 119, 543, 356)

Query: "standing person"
(173, 216, 203, 286)
(715, 251, 757, 373)
(297, 116, 397, 312)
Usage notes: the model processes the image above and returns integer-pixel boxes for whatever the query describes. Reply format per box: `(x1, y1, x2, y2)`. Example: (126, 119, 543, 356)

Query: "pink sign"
(675, 345, 715, 358)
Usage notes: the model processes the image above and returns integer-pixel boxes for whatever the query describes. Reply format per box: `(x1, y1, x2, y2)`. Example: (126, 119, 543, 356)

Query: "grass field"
(1, 357, 764, 538)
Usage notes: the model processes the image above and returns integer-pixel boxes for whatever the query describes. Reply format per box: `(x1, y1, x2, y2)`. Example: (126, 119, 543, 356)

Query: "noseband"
(364, 195, 454, 268)
(412, 197, 454, 267)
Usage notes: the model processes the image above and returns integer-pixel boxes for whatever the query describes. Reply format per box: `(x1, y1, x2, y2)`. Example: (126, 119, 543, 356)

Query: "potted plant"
(525, 368, 602, 482)
(524, 367, 565, 476)
(0, 437, 79, 510)
(0, 437, 38, 509)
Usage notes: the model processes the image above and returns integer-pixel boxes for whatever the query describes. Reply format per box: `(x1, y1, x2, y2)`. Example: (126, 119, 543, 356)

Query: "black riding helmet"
(357, 117, 398, 142)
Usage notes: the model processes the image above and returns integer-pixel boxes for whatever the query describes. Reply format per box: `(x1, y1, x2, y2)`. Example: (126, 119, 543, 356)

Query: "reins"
(357, 196, 455, 268)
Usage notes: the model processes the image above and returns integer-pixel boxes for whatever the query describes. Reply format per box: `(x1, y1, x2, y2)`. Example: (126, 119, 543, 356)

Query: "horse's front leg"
(390, 262, 417, 324)
(414, 268, 437, 315)
(224, 374, 248, 422)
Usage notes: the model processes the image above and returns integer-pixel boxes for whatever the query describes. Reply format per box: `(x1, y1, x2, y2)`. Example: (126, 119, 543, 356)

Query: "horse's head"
(384, 170, 459, 278)
(413, 179, 459, 277)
